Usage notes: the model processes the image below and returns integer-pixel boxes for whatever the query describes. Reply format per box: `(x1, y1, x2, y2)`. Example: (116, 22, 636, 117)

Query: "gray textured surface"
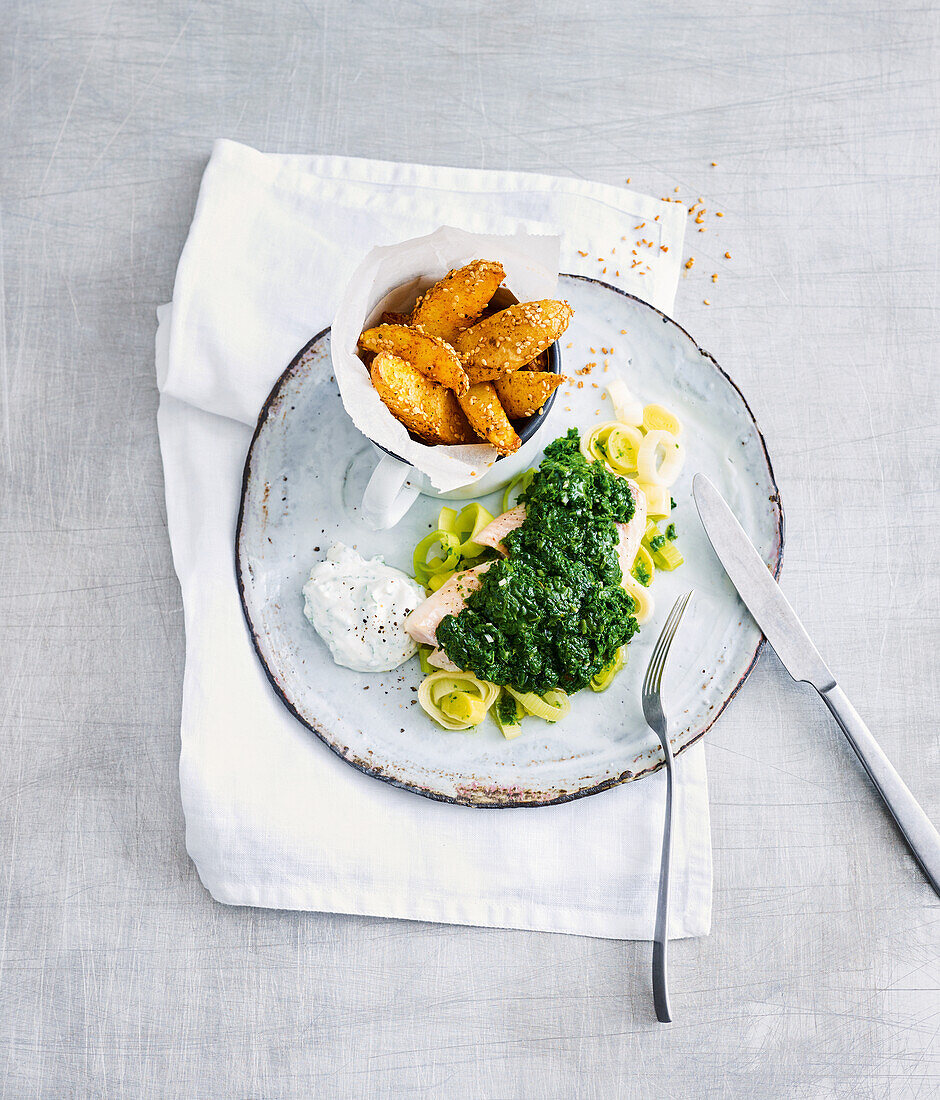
(1, 0, 938, 1096)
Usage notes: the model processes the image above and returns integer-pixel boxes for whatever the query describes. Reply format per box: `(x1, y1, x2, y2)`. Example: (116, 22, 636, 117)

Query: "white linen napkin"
(157, 139, 711, 938)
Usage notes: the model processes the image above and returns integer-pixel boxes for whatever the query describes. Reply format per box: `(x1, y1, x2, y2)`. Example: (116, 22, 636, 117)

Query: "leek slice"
(653, 542, 684, 571)
(413, 529, 461, 585)
(427, 569, 457, 593)
(621, 572, 654, 624)
(418, 671, 499, 731)
(417, 645, 435, 675)
(505, 686, 571, 723)
(442, 502, 494, 557)
(639, 481, 672, 519)
(583, 421, 644, 476)
(642, 403, 683, 436)
(637, 429, 685, 488)
(501, 468, 536, 514)
(590, 647, 626, 692)
(493, 692, 524, 739)
(632, 543, 655, 587)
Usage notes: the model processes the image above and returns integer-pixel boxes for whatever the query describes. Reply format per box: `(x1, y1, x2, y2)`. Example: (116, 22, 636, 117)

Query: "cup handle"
(361, 454, 420, 530)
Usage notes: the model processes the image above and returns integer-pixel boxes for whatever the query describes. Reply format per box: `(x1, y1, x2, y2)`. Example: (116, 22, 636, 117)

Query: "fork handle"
(820, 684, 940, 896)
(652, 741, 674, 1023)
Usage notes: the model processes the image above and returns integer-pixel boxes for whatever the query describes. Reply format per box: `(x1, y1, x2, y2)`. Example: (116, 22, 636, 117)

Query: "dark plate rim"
(235, 274, 784, 808)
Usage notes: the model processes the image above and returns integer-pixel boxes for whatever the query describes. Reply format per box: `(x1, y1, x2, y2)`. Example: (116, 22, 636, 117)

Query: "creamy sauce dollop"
(302, 544, 426, 672)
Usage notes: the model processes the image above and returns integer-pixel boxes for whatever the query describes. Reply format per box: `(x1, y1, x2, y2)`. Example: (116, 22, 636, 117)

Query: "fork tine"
(643, 593, 689, 697)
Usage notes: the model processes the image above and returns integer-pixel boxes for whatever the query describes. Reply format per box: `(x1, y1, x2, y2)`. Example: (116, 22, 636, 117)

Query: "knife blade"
(692, 472, 940, 896)
(692, 473, 832, 690)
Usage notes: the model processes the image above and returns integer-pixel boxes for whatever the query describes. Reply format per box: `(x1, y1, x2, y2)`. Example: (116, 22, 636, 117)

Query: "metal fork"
(641, 591, 693, 1024)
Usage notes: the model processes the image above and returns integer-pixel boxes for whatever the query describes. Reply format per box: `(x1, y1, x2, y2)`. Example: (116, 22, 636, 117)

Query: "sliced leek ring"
(622, 571, 654, 624)
(653, 541, 684, 571)
(501, 468, 536, 514)
(642, 403, 683, 436)
(493, 692, 524, 739)
(632, 543, 655, 587)
(418, 671, 499, 731)
(440, 502, 495, 557)
(637, 429, 686, 487)
(583, 421, 644, 476)
(505, 686, 571, 723)
(590, 647, 626, 692)
(637, 481, 671, 519)
(413, 529, 461, 585)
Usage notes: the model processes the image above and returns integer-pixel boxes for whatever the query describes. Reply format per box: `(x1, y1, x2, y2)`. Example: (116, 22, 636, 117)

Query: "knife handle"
(820, 684, 940, 896)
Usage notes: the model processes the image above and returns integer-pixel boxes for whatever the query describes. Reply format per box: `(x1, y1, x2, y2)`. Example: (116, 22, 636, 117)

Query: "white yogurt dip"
(302, 543, 426, 672)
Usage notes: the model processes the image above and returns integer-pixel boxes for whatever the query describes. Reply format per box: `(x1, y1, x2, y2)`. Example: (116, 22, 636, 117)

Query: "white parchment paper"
(330, 226, 561, 492)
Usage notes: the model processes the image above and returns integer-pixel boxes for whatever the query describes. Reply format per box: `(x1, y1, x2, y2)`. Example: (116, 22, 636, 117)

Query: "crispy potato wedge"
(411, 260, 506, 344)
(457, 382, 521, 456)
(494, 371, 564, 420)
(370, 353, 476, 445)
(359, 324, 469, 395)
(455, 300, 573, 384)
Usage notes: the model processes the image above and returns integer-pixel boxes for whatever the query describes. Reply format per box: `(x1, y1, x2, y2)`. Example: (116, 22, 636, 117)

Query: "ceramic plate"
(236, 275, 783, 807)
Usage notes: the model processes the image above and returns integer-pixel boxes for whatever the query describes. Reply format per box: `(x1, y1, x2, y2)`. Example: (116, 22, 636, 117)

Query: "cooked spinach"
(436, 430, 639, 694)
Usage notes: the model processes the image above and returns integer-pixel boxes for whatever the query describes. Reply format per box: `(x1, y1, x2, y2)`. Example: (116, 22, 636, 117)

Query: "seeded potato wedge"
(370, 352, 476, 446)
(411, 260, 506, 344)
(455, 299, 573, 384)
(457, 382, 521, 456)
(359, 324, 469, 395)
(493, 371, 564, 419)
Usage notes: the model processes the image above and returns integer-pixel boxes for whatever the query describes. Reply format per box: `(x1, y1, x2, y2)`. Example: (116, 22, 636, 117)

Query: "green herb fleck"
(665, 523, 677, 541)
(633, 560, 652, 587)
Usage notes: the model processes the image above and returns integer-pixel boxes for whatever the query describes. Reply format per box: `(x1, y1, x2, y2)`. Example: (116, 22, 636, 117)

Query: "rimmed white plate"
(236, 275, 783, 807)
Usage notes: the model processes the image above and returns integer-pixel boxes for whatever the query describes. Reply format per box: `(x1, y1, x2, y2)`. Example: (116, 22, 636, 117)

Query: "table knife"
(693, 473, 940, 896)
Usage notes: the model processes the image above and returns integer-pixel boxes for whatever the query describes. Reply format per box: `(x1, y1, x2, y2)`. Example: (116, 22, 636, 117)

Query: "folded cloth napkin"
(157, 139, 711, 938)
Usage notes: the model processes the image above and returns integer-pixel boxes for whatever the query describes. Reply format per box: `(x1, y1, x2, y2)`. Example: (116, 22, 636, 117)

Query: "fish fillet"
(472, 504, 526, 553)
(404, 562, 492, 647)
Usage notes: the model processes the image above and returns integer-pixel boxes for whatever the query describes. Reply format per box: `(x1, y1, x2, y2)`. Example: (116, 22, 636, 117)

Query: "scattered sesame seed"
(725, 251, 731, 259)
(698, 227, 706, 232)
(711, 161, 717, 166)
(711, 273, 718, 282)
(673, 186, 680, 192)
(715, 212, 724, 217)
(703, 298, 710, 305)
(653, 214, 660, 221)
(660, 245, 669, 253)
(577, 249, 588, 256)
(685, 257, 694, 269)
(625, 177, 631, 183)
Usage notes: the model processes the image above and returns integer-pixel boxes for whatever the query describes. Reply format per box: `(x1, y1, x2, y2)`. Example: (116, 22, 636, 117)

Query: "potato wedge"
(494, 371, 564, 420)
(411, 260, 505, 343)
(455, 300, 573, 384)
(457, 382, 521, 456)
(359, 324, 469, 395)
(370, 353, 476, 445)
